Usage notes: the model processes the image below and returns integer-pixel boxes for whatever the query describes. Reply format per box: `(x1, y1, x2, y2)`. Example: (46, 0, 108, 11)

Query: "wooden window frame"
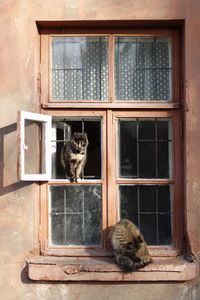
(27, 25, 199, 282)
(18, 111, 52, 181)
(37, 109, 183, 258)
(108, 110, 183, 257)
(40, 109, 109, 257)
(39, 28, 182, 257)
(40, 29, 180, 110)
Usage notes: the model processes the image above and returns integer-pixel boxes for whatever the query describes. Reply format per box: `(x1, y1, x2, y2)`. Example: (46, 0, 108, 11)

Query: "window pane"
(119, 185, 173, 245)
(157, 120, 172, 140)
(158, 214, 172, 245)
(24, 120, 44, 174)
(140, 214, 157, 245)
(52, 37, 108, 101)
(139, 141, 156, 177)
(139, 186, 156, 212)
(119, 120, 137, 177)
(139, 120, 155, 140)
(119, 119, 172, 178)
(115, 37, 172, 101)
(50, 185, 102, 246)
(157, 185, 171, 212)
(51, 118, 101, 180)
(120, 185, 138, 225)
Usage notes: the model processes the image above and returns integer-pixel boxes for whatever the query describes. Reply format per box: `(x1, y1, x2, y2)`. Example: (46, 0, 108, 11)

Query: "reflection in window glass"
(119, 119, 172, 178)
(115, 37, 172, 101)
(52, 37, 108, 101)
(50, 185, 102, 246)
(120, 185, 172, 245)
(24, 120, 44, 174)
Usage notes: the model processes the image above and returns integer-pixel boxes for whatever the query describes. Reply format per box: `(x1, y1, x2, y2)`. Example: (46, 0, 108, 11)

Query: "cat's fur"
(60, 132, 88, 182)
(109, 219, 152, 272)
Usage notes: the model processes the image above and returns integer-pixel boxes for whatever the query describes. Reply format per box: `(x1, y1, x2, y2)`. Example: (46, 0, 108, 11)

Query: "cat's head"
(71, 132, 89, 153)
(124, 236, 143, 254)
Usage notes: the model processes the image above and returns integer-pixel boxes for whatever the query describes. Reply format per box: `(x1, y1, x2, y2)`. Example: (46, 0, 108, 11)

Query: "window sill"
(27, 256, 198, 282)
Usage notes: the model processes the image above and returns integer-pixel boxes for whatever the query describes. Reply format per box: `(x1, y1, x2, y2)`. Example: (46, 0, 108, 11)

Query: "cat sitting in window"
(60, 132, 89, 182)
(109, 219, 153, 272)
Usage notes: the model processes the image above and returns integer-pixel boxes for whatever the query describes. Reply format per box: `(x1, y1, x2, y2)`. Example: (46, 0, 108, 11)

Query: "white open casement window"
(18, 111, 52, 181)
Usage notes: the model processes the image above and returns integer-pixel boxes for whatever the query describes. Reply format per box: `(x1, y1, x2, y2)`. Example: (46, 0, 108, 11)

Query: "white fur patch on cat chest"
(70, 153, 84, 161)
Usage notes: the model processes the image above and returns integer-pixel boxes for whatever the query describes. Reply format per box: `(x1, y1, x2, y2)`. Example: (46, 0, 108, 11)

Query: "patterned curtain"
(52, 37, 108, 101)
(115, 37, 172, 101)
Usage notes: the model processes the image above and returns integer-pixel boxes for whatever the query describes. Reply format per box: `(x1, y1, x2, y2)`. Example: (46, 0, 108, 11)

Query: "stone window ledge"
(27, 256, 198, 282)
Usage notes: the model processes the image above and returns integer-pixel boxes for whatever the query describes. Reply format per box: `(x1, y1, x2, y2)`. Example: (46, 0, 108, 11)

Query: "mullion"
(138, 212, 172, 215)
(155, 119, 158, 178)
(99, 37, 102, 100)
(136, 118, 139, 177)
(137, 185, 140, 229)
(117, 38, 121, 99)
(156, 185, 159, 245)
(64, 188, 67, 245)
(80, 43, 84, 100)
(63, 41, 66, 99)
(82, 189, 85, 243)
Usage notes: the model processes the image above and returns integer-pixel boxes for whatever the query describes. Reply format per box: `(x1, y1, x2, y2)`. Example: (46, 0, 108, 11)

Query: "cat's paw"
(116, 255, 136, 272)
(136, 255, 152, 269)
(74, 177, 80, 182)
(142, 255, 153, 265)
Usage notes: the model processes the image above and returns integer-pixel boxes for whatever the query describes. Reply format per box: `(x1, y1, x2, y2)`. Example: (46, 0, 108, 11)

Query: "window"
(18, 111, 51, 181)
(21, 28, 184, 261)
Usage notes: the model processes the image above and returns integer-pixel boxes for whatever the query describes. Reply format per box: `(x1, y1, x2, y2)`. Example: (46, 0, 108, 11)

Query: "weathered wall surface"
(0, 0, 200, 299)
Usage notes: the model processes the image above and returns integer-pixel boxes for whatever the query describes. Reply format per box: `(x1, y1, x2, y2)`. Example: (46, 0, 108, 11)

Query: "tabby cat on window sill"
(109, 219, 153, 272)
(60, 132, 89, 182)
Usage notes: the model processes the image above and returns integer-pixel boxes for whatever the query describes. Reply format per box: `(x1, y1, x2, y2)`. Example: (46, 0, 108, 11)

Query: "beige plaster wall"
(0, 0, 200, 299)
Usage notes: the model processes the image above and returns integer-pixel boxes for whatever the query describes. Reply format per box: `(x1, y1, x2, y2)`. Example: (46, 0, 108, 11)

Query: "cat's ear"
(137, 235, 143, 244)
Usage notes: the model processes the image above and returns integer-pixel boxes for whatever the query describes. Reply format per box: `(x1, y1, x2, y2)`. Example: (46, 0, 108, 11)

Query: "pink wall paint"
(0, 0, 200, 298)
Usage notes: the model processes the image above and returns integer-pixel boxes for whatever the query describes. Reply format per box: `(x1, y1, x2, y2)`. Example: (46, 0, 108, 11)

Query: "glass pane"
(120, 185, 138, 225)
(119, 120, 137, 177)
(115, 37, 172, 101)
(157, 120, 171, 140)
(51, 118, 101, 180)
(157, 141, 170, 178)
(24, 120, 44, 174)
(119, 119, 172, 179)
(140, 186, 156, 212)
(158, 214, 172, 245)
(119, 185, 173, 245)
(140, 214, 157, 245)
(139, 141, 156, 178)
(157, 185, 171, 212)
(139, 120, 155, 140)
(52, 37, 108, 101)
(50, 185, 102, 246)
